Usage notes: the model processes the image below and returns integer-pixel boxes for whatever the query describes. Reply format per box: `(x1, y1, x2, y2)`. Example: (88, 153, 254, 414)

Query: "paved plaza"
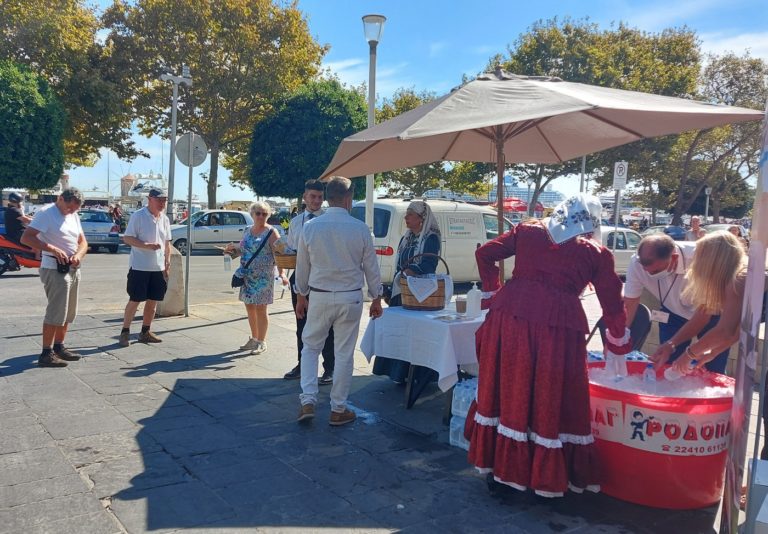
(0, 253, 752, 533)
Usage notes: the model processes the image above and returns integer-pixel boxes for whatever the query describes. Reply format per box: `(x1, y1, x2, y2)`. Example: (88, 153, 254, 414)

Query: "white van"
(351, 199, 513, 286)
(350, 199, 641, 288)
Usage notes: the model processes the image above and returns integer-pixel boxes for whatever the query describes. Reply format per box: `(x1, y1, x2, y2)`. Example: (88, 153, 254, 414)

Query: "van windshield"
(351, 206, 391, 238)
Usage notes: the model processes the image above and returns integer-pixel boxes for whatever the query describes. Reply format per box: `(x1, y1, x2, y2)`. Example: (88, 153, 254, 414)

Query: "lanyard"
(656, 245, 686, 307)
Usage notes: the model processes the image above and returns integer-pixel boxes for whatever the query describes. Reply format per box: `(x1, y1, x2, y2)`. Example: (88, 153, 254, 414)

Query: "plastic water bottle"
(223, 254, 232, 271)
(466, 282, 482, 319)
(643, 363, 657, 387)
(664, 359, 697, 381)
(614, 354, 628, 379)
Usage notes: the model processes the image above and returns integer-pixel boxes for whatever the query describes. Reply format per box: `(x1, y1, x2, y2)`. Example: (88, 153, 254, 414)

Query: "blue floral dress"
(236, 227, 275, 305)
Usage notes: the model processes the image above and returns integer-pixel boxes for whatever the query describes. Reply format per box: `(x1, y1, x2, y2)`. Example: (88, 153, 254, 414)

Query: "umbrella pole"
(496, 133, 505, 284)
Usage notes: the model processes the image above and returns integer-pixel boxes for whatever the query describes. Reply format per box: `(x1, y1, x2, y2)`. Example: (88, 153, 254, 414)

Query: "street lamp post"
(704, 186, 712, 222)
(362, 14, 385, 231)
(159, 65, 192, 221)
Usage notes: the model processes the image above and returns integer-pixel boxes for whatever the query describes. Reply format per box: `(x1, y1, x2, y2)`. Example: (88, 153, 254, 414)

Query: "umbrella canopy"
(320, 70, 763, 180)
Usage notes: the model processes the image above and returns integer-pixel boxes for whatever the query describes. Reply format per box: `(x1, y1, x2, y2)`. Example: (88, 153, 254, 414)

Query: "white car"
(600, 227, 643, 276)
(79, 210, 121, 254)
(170, 209, 254, 255)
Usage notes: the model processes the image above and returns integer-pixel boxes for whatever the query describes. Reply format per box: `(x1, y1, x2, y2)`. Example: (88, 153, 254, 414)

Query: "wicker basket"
(274, 253, 297, 270)
(399, 253, 450, 311)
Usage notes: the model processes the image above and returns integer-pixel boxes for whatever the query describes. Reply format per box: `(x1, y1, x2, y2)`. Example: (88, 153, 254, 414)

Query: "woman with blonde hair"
(667, 230, 747, 375)
(224, 201, 288, 354)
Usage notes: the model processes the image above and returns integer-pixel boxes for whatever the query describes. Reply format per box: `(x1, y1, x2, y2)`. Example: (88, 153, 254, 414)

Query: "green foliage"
(376, 88, 493, 197)
(0, 0, 138, 165)
(248, 79, 367, 199)
(0, 61, 66, 189)
(104, 0, 326, 207)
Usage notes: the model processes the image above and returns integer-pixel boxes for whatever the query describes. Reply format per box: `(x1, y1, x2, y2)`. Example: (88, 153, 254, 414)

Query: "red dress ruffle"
(465, 223, 626, 497)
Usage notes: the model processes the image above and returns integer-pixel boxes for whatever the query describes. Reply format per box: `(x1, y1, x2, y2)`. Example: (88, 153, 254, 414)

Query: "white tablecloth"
(359, 306, 485, 391)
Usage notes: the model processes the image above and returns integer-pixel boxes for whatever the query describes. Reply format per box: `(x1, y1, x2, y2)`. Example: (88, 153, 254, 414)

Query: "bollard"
(156, 247, 184, 317)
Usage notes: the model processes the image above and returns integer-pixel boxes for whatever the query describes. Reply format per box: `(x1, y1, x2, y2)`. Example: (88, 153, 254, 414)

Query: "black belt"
(310, 287, 362, 293)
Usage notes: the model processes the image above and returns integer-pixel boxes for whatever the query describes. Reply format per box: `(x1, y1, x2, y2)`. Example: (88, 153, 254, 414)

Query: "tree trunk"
(711, 197, 722, 223)
(207, 143, 219, 209)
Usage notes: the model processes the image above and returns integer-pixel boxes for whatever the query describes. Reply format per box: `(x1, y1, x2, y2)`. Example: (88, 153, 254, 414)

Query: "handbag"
(231, 228, 273, 288)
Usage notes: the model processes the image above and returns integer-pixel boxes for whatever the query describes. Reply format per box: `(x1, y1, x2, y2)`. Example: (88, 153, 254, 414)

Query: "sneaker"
(54, 346, 81, 361)
(118, 331, 130, 347)
(283, 364, 301, 380)
(38, 353, 68, 368)
(297, 403, 315, 422)
(329, 409, 356, 426)
(240, 337, 260, 351)
(250, 341, 267, 355)
(318, 370, 333, 386)
(138, 331, 162, 343)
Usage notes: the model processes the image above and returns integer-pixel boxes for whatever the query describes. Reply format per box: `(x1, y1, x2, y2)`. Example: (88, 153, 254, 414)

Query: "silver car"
(170, 209, 254, 255)
(79, 210, 121, 253)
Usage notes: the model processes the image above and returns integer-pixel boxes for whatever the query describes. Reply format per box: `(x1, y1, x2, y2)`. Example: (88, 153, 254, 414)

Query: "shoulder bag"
(231, 228, 273, 288)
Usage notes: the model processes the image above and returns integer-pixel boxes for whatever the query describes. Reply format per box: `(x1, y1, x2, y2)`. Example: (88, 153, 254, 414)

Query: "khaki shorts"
(40, 267, 81, 326)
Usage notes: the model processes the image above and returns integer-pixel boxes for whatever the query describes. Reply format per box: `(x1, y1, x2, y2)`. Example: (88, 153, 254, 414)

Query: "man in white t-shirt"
(624, 234, 729, 373)
(21, 188, 87, 368)
(118, 187, 172, 347)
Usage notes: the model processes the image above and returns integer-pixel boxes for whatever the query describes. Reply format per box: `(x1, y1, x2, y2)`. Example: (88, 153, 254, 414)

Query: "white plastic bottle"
(223, 253, 232, 271)
(614, 353, 628, 379)
(643, 363, 656, 383)
(664, 359, 697, 381)
(466, 282, 482, 319)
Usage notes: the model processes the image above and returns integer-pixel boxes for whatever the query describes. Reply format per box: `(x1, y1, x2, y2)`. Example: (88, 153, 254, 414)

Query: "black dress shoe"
(318, 370, 333, 385)
(283, 364, 301, 380)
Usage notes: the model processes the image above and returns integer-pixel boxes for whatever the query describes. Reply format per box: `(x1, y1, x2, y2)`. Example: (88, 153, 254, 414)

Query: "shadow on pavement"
(104, 375, 719, 533)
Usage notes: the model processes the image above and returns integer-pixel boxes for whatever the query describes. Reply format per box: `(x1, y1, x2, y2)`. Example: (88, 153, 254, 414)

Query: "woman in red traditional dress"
(465, 194, 632, 498)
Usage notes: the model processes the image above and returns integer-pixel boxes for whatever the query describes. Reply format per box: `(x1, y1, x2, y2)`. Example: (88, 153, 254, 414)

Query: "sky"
(72, 0, 768, 203)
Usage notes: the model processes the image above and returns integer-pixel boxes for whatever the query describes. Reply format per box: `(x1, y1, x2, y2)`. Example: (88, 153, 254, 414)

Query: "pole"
(184, 133, 193, 317)
(365, 41, 378, 231)
(495, 130, 505, 282)
(705, 193, 710, 222)
(167, 83, 179, 223)
(612, 190, 620, 253)
(579, 155, 586, 193)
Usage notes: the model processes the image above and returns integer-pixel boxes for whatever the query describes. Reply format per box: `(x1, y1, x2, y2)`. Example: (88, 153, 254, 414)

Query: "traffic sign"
(613, 161, 628, 190)
(176, 133, 208, 167)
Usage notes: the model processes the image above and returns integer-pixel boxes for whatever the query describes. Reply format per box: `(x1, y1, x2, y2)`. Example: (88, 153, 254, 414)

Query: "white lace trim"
(475, 417, 594, 447)
(535, 489, 564, 498)
(569, 482, 601, 494)
(476, 467, 493, 475)
(605, 326, 631, 346)
(559, 432, 595, 445)
(473, 412, 500, 427)
(497, 423, 529, 442)
(495, 477, 527, 492)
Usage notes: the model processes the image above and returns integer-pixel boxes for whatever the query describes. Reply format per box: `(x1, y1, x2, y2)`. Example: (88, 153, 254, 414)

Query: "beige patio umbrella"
(320, 69, 764, 233)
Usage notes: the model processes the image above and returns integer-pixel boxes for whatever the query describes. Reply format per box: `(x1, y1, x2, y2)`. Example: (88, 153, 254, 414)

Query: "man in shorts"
(119, 187, 172, 346)
(21, 188, 87, 367)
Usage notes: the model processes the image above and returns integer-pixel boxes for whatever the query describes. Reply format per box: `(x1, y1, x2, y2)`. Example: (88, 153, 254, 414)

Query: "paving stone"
(58, 430, 163, 467)
(0, 446, 74, 486)
(0, 473, 89, 508)
(111, 481, 236, 533)
(39, 407, 135, 439)
(142, 422, 246, 457)
(0, 492, 104, 533)
(79, 451, 191, 498)
(214, 470, 317, 509)
(21, 510, 124, 534)
(0, 420, 51, 454)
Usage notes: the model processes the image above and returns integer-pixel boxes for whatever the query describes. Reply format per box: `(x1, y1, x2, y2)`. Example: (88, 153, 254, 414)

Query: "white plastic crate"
(451, 378, 478, 418)
(449, 415, 470, 451)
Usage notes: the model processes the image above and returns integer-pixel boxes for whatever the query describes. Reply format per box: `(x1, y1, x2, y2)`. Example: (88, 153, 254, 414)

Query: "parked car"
(170, 209, 254, 255)
(703, 223, 749, 239)
(0, 207, 6, 235)
(641, 225, 687, 241)
(600, 227, 643, 276)
(79, 210, 121, 253)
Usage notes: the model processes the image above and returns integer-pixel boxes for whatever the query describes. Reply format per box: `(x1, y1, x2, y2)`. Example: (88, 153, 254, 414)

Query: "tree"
(249, 79, 367, 200)
(0, 62, 66, 189)
(376, 88, 493, 196)
(104, 0, 326, 207)
(493, 18, 701, 205)
(0, 0, 139, 165)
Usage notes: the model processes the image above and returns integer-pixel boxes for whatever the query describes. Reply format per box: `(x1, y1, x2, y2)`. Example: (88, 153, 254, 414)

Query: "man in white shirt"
(295, 176, 383, 426)
(118, 187, 172, 347)
(685, 216, 706, 241)
(282, 179, 335, 384)
(21, 188, 88, 367)
(624, 234, 729, 372)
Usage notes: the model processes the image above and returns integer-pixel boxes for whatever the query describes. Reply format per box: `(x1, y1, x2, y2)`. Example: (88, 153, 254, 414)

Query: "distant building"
(488, 176, 566, 207)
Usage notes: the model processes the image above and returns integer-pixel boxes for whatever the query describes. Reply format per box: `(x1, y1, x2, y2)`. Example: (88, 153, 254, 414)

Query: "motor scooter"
(0, 235, 40, 276)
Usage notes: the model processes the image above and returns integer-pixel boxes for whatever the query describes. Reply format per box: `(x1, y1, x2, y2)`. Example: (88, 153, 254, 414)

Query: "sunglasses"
(252, 212, 269, 216)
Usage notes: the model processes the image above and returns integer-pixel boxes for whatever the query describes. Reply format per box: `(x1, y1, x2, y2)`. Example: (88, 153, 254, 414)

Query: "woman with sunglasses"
(224, 201, 288, 354)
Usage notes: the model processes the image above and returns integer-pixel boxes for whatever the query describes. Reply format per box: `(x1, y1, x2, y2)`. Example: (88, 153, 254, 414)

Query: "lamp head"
(362, 14, 386, 44)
